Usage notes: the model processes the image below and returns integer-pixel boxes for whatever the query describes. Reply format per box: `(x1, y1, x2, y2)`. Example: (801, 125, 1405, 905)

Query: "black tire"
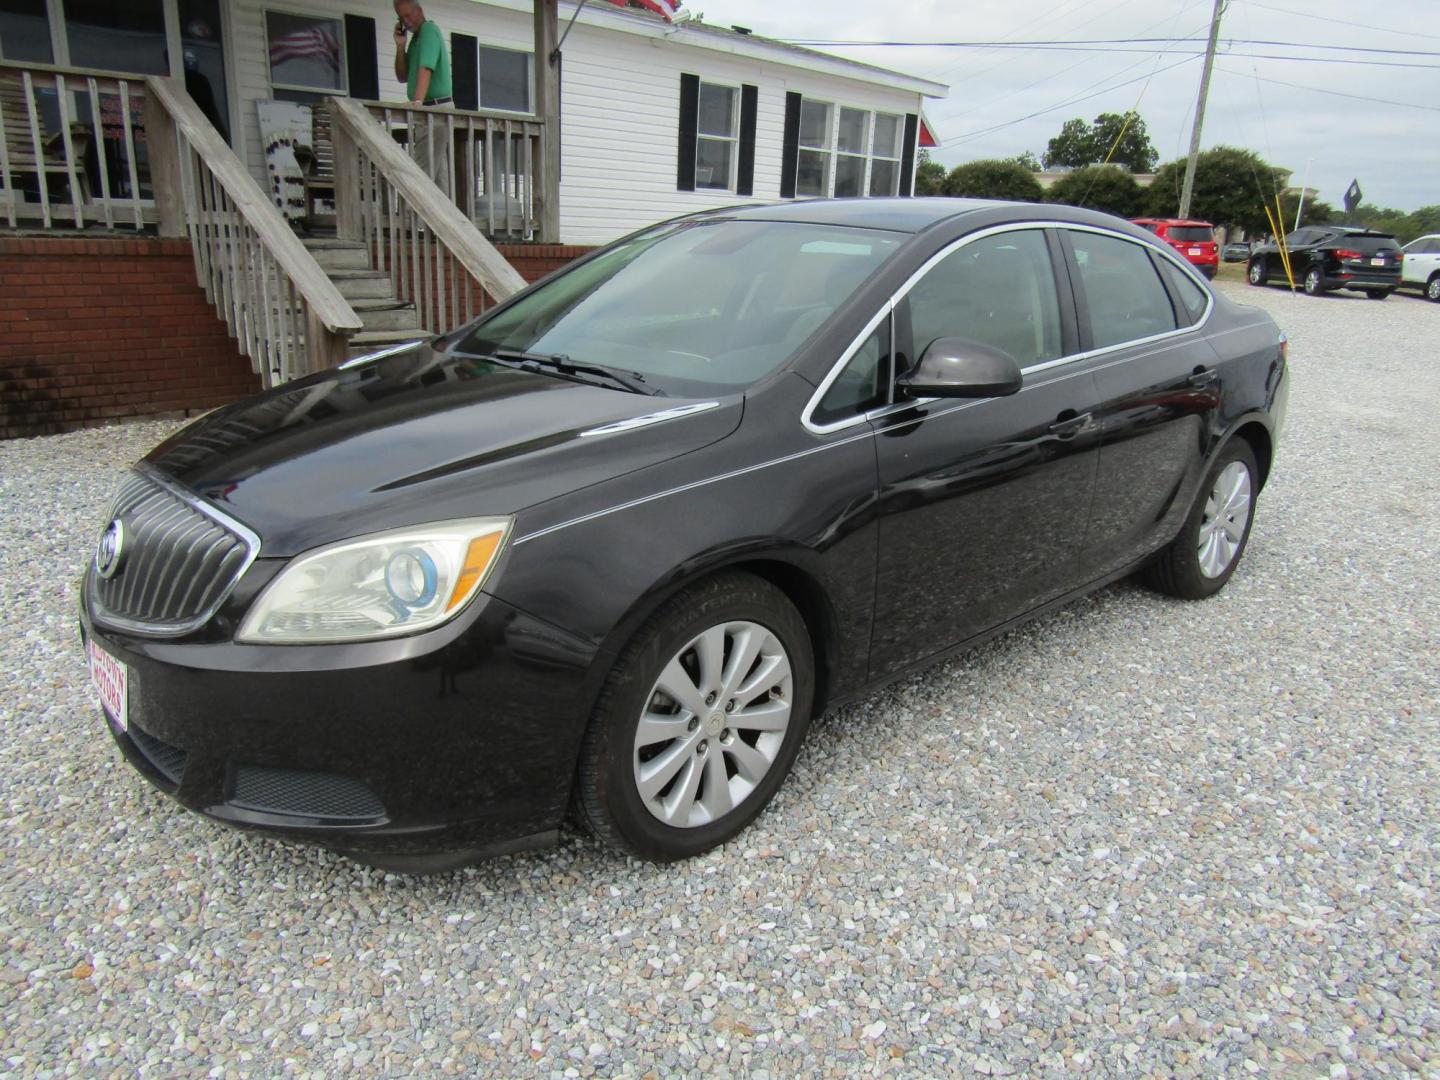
(1365, 289, 1392, 300)
(1303, 266, 1326, 296)
(1427, 275, 1440, 303)
(1247, 259, 1268, 286)
(575, 572, 814, 861)
(1143, 440, 1259, 601)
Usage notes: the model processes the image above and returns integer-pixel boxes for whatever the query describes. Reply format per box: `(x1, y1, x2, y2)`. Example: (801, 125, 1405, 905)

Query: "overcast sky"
(696, 0, 1439, 212)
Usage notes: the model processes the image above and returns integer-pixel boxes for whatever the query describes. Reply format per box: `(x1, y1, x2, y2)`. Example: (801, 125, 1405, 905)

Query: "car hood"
(144, 344, 742, 555)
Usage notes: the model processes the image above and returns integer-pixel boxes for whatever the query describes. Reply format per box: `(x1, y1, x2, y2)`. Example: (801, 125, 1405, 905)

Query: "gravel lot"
(1, 281, 1437, 1079)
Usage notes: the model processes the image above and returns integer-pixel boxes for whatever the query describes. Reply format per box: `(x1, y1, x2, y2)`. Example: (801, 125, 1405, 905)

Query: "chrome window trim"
(88, 464, 262, 638)
(800, 220, 1218, 436)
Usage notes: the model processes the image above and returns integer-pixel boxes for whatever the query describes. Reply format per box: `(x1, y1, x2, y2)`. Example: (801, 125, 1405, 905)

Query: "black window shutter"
(677, 73, 699, 191)
(736, 84, 758, 197)
(451, 33, 478, 110)
(780, 91, 802, 199)
(344, 15, 379, 100)
(899, 113, 919, 196)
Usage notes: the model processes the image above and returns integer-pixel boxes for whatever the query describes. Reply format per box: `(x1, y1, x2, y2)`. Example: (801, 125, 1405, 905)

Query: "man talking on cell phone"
(393, 0, 453, 192)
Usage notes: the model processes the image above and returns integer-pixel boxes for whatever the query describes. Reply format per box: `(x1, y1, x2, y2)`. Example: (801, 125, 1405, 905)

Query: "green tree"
(1277, 193, 1335, 230)
(1008, 150, 1042, 172)
(943, 159, 1045, 202)
(1043, 112, 1158, 173)
(1046, 165, 1144, 218)
(1145, 147, 1290, 233)
(915, 150, 946, 196)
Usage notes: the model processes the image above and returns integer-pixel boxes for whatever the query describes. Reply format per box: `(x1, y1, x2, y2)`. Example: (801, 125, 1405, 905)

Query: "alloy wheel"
(1197, 461, 1253, 578)
(632, 620, 793, 828)
(1428, 277, 1440, 302)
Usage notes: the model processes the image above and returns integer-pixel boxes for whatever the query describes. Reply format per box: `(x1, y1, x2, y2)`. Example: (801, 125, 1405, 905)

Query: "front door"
(867, 227, 1101, 678)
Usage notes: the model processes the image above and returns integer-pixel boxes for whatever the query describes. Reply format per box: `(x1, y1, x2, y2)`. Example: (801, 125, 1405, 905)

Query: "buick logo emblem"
(96, 519, 126, 580)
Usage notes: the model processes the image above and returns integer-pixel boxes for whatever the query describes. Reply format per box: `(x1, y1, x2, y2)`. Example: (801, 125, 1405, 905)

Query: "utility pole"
(1179, 0, 1225, 219)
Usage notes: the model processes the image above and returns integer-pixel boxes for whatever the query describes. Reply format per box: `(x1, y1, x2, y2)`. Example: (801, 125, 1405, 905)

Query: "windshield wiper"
(489, 349, 664, 396)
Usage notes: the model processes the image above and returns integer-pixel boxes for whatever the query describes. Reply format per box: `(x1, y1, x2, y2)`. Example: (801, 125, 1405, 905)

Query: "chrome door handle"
(1188, 369, 1218, 388)
(1048, 412, 1092, 438)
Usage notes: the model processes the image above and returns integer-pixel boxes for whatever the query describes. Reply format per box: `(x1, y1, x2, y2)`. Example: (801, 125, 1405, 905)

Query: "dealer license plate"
(1371, 257, 1385, 266)
(1189, 247, 1203, 256)
(88, 640, 127, 732)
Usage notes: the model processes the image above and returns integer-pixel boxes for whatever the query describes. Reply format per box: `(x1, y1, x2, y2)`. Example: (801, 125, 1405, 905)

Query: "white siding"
(225, 0, 934, 246)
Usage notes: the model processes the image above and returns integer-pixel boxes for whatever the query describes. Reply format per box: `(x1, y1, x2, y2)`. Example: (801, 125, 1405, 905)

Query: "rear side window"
(1068, 231, 1178, 349)
(906, 229, 1063, 367)
(1157, 259, 1209, 324)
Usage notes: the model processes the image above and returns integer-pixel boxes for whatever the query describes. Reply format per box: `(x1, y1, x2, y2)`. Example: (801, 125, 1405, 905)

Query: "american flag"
(268, 24, 340, 68)
(601, 0, 682, 22)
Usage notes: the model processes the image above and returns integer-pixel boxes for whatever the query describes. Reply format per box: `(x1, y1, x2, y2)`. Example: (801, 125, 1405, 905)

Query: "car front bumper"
(79, 591, 600, 871)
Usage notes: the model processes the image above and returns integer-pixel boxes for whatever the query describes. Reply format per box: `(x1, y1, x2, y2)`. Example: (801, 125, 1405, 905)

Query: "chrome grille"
(88, 468, 259, 635)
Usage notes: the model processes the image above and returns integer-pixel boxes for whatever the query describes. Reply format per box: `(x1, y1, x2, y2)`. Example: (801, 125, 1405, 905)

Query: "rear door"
(1061, 229, 1223, 579)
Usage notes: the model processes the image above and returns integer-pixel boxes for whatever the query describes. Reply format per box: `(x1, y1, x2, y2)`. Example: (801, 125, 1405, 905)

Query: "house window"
(0, 0, 55, 63)
(677, 73, 756, 196)
(66, 0, 168, 75)
(869, 112, 903, 196)
(834, 107, 869, 197)
(795, 98, 832, 197)
(265, 10, 345, 104)
(695, 81, 737, 191)
(479, 44, 530, 112)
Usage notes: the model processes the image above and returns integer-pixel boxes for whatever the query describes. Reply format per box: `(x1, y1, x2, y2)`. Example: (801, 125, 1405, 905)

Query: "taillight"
(1334, 248, 1363, 261)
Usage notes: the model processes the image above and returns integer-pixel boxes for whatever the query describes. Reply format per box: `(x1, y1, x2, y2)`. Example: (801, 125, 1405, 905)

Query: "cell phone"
(396, 19, 407, 35)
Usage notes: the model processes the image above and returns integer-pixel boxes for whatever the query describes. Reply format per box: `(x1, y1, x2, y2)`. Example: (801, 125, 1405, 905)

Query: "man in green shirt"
(393, 1, 453, 190)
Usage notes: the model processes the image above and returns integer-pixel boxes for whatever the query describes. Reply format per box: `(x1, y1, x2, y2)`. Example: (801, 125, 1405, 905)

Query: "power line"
(942, 55, 1201, 146)
(1238, 0, 1440, 41)
(1214, 65, 1440, 112)
(782, 37, 1440, 56)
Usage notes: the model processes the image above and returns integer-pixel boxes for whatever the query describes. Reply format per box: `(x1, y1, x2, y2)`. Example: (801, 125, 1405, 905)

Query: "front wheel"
(1303, 267, 1326, 296)
(1247, 259, 1268, 286)
(1427, 275, 1440, 302)
(1143, 440, 1259, 600)
(575, 572, 814, 861)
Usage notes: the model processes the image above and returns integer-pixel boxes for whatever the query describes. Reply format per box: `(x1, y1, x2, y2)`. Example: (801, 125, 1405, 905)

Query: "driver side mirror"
(895, 337, 1023, 399)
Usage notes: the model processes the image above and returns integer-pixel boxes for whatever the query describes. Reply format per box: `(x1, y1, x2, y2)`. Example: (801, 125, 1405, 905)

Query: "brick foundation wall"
(0, 237, 595, 441)
(0, 237, 261, 440)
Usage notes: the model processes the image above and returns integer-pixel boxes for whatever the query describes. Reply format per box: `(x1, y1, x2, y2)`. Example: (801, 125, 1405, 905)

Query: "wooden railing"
(359, 100, 544, 243)
(0, 61, 152, 230)
(145, 77, 362, 384)
(328, 96, 529, 337)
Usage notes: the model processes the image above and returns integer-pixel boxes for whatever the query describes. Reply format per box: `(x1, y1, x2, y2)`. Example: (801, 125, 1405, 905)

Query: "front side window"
(459, 221, 902, 397)
(479, 45, 530, 112)
(813, 317, 888, 427)
(695, 81, 737, 191)
(796, 99, 832, 197)
(265, 10, 344, 102)
(906, 229, 1063, 367)
(1069, 230, 1178, 349)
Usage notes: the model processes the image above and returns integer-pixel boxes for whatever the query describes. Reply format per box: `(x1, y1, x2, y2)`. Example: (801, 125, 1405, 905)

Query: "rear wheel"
(575, 572, 814, 861)
(1427, 274, 1440, 302)
(1144, 440, 1258, 601)
(1247, 259, 1268, 286)
(1303, 267, 1326, 296)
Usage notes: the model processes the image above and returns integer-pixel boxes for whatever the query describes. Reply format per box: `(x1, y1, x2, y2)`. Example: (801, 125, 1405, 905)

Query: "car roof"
(1132, 217, 1214, 227)
(713, 197, 1172, 236)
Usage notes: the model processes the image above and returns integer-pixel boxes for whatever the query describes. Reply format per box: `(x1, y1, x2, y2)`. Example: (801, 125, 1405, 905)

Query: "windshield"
(457, 220, 902, 396)
(1167, 226, 1214, 243)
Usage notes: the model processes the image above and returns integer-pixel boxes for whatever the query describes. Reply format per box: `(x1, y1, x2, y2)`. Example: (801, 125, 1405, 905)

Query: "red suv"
(1132, 218, 1219, 279)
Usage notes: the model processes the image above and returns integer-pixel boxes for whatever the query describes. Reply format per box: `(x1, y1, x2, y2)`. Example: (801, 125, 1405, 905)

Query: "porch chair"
(0, 76, 93, 214)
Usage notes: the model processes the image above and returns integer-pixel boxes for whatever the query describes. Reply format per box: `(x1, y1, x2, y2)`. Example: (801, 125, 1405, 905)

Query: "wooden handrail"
(328, 96, 528, 302)
(146, 76, 362, 338)
(346, 95, 541, 127)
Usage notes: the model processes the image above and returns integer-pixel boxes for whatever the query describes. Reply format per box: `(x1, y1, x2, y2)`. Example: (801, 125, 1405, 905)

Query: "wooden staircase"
(301, 238, 431, 357)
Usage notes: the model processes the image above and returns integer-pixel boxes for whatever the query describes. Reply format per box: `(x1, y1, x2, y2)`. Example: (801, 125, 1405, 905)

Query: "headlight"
(236, 518, 511, 644)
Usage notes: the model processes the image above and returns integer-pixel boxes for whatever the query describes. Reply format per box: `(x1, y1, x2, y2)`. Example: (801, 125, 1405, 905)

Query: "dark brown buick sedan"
(80, 199, 1289, 871)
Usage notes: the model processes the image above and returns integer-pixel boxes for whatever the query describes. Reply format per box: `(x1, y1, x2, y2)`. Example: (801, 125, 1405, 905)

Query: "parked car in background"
(1222, 242, 1252, 263)
(1249, 225, 1402, 299)
(1399, 234, 1440, 302)
(1132, 218, 1220, 278)
(80, 199, 1289, 872)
